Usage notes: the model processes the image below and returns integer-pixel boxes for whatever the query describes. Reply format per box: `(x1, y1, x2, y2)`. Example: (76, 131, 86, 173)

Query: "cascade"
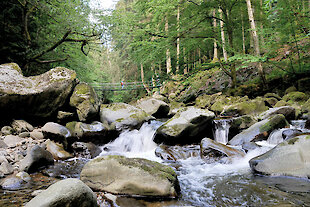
(213, 119, 232, 144)
(99, 120, 162, 160)
(290, 120, 306, 130)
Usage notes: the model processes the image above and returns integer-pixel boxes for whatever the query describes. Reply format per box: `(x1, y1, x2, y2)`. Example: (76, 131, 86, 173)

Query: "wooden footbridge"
(90, 79, 161, 93)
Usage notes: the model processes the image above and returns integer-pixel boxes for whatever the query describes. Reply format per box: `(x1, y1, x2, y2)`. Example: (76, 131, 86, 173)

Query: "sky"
(89, 0, 118, 10)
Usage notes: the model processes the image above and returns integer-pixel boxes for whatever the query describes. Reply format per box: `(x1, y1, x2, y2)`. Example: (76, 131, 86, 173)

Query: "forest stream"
(2, 119, 310, 207)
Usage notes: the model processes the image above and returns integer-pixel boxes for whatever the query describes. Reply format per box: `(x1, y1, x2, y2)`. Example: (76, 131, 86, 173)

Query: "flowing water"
(4, 120, 310, 206)
(213, 119, 231, 144)
(99, 120, 310, 206)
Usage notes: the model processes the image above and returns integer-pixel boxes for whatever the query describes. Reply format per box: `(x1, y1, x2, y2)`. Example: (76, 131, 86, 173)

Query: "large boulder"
(221, 97, 268, 117)
(259, 106, 296, 121)
(66, 121, 117, 144)
(19, 145, 54, 173)
(80, 155, 180, 198)
(228, 114, 289, 146)
(11, 120, 34, 134)
(154, 107, 215, 145)
(136, 98, 170, 118)
(0, 63, 77, 119)
(25, 178, 98, 207)
(282, 91, 309, 104)
(69, 82, 99, 122)
(100, 103, 153, 130)
(249, 135, 310, 178)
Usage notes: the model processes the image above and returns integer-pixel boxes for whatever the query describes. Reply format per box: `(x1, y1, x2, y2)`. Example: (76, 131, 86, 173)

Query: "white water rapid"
(98, 120, 282, 206)
(213, 119, 231, 144)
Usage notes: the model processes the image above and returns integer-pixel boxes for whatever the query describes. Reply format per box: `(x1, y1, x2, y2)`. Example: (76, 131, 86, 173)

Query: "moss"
(4, 63, 23, 74)
(104, 155, 177, 182)
(283, 92, 309, 104)
(259, 114, 288, 132)
(287, 137, 299, 145)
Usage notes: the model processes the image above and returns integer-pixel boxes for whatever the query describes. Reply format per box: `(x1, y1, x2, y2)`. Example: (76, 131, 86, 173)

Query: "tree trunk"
(246, 0, 266, 86)
(165, 17, 172, 74)
(141, 64, 151, 94)
(219, 9, 228, 61)
(183, 47, 187, 74)
(176, 3, 180, 74)
(241, 12, 246, 54)
(212, 10, 218, 62)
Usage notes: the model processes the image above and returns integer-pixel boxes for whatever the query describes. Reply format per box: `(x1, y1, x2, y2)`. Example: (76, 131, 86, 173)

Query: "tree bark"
(176, 3, 180, 73)
(165, 17, 172, 74)
(183, 47, 187, 74)
(141, 64, 151, 94)
(219, 8, 228, 61)
(212, 10, 218, 62)
(241, 12, 246, 54)
(246, 0, 266, 86)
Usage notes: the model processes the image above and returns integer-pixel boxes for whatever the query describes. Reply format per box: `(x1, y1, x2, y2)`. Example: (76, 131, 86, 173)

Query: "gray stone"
(3, 135, 22, 148)
(1, 176, 24, 190)
(250, 135, 310, 178)
(41, 122, 71, 148)
(155, 144, 200, 161)
(25, 178, 97, 207)
(80, 155, 180, 198)
(69, 82, 99, 122)
(100, 103, 153, 130)
(45, 139, 73, 160)
(136, 98, 170, 118)
(0, 64, 77, 119)
(16, 171, 31, 182)
(30, 129, 44, 140)
(71, 142, 102, 159)
(19, 145, 54, 173)
(11, 120, 34, 133)
(1, 126, 14, 135)
(19, 132, 30, 138)
(0, 160, 14, 175)
(228, 114, 289, 146)
(0, 140, 8, 148)
(200, 138, 245, 163)
(259, 106, 296, 121)
(154, 107, 215, 145)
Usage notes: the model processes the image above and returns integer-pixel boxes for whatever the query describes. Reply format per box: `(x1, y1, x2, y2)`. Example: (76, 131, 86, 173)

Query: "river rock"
(1, 126, 14, 135)
(3, 135, 23, 148)
(264, 93, 282, 101)
(57, 111, 76, 123)
(0, 140, 8, 148)
(0, 160, 14, 175)
(19, 145, 54, 173)
(154, 107, 215, 145)
(69, 82, 99, 122)
(282, 129, 303, 140)
(30, 129, 44, 140)
(71, 142, 101, 159)
(66, 121, 116, 144)
(200, 138, 245, 163)
(11, 120, 34, 133)
(228, 114, 289, 146)
(0, 176, 24, 190)
(155, 144, 200, 161)
(259, 106, 296, 121)
(221, 97, 268, 117)
(136, 98, 170, 118)
(41, 122, 71, 148)
(229, 115, 257, 138)
(249, 135, 310, 178)
(80, 155, 180, 198)
(46, 139, 73, 160)
(100, 103, 153, 130)
(0, 63, 77, 119)
(283, 91, 309, 104)
(25, 178, 97, 207)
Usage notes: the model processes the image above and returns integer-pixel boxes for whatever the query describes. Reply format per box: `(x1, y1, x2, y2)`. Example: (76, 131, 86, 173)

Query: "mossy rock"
(69, 83, 99, 122)
(284, 86, 297, 94)
(222, 97, 268, 117)
(259, 114, 289, 132)
(275, 100, 290, 107)
(80, 155, 180, 198)
(282, 92, 309, 104)
(264, 93, 282, 101)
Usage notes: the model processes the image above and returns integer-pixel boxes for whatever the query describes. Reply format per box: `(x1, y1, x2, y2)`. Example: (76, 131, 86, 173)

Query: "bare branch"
(34, 57, 68, 64)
